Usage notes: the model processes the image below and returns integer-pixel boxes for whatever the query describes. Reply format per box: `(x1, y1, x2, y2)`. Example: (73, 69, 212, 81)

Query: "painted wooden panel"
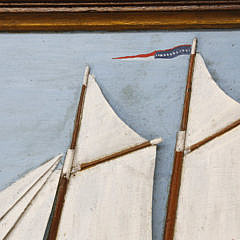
(1, 31, 240, 239)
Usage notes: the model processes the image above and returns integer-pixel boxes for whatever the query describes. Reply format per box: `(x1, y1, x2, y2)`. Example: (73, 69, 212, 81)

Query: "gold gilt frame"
(1, 1, 240, 31)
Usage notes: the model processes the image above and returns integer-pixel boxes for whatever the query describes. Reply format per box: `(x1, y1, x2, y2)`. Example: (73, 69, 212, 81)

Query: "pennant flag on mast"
(113, 44, 192, 60)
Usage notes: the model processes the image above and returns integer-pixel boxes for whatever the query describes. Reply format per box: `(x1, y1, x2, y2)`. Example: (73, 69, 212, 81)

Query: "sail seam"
(186, 118, 240, 153)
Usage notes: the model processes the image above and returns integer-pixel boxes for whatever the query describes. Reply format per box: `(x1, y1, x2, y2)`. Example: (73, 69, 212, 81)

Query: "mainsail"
(47, 67, 162, 239)
(164, 38, 240, 240)
(0, 154, 62, 240)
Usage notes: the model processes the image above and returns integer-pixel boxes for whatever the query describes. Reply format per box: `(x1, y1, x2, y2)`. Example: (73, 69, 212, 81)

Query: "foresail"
(185, 53, 240, 148)
(175, 125, 240, 240)
(57, 146, 156, 240)
(0, 154, 62, 239)
(74, 74, 146, 167)
(0, 154, 62, 220)
(5, 170, 61, 240)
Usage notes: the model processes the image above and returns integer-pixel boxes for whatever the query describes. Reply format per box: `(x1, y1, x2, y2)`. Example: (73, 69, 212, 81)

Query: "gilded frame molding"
(1, 1, 240, 31)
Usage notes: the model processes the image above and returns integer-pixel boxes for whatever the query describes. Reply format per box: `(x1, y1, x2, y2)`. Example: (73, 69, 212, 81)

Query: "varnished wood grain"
(70, 85, 86, 150)
(181, 53, 196, 131)
(1, 10, 240, 31)
(163, 151, 184, 240)
(1, 0, 240, 11)
(47, 176, 68, 240)
(80, 141, 151, 170)
(164, 43, 197, 240)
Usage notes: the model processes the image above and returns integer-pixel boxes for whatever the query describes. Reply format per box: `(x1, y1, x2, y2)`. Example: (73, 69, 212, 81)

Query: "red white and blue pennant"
(113, 44, 192, 60)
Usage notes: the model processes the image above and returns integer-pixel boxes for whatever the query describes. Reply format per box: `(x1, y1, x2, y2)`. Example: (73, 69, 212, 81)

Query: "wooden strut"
(46, 66, 89, 240)
(80, 138, 162, 171)
(186, 118, 240, 153)
(164, 38, 197, 240)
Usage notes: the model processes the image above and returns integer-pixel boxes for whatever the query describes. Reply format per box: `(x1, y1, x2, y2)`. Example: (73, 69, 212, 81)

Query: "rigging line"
(46, 66, 89, 240)
(2, 162, 60, 240)
(74, 138, 162, 172)
(164, 38, 197, 240)
(185, 118, 240, 154)
(0, 154, 62, 222)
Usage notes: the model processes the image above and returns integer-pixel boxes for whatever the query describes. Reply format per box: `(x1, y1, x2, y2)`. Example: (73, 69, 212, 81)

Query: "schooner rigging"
(1, 37, 238, 240)
(47, 67, 162, 240)
(0, 154, 62, 239)
(0, 66, 162, 240)
(164, 38, 240, 240)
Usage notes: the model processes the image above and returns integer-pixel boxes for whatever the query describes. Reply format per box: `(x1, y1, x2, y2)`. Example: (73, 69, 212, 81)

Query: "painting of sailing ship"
(1, 31, 240, 239)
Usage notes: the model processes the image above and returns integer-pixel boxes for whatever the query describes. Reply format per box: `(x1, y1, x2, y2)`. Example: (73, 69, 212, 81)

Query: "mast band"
(176, 131, 186, 152)
(62, 149, 74, 179)
(191, 38, 197, 54)
(83, 66, 90, 86)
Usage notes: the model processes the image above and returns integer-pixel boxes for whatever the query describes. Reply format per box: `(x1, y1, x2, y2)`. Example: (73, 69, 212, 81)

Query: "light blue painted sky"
(1, 31, 240, 239)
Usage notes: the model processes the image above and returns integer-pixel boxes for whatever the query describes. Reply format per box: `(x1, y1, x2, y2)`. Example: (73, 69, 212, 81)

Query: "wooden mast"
(46, 66, 90, 240)
(163, 38, 197, 240)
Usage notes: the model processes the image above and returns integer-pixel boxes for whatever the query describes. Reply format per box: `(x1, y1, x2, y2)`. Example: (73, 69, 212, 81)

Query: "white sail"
(0, 154, 62, 239)
(175, 126, 240, 240)
(185, 53, 240, 148)
(57, 147, 156, 240)
(6, 170, 61, 240)
(0, 154, 62, 220)
(74, 74, 146, 167)
(174, 53, 240, 239)
(56, 74, 159, 239)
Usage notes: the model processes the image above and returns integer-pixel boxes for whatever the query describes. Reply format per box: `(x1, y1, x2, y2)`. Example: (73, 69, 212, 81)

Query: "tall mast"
(46, 66, 90, 240)
(164, 38, 197, 240)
